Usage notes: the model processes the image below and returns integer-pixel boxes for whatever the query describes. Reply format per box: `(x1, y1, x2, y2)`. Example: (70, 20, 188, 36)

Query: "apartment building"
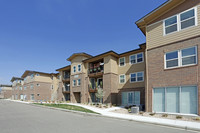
(11, 71, 59, 101)
(56, 44, 146, 106)
(0, 85, 12, 99)
(136, 0, 200, 115)
(11, 77, 24, 100)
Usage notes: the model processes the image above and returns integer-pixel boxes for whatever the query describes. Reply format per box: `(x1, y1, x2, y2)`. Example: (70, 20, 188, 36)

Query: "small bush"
(149, 112, 156, 116)
(162, 114, 168, 117)
(139, 111, 144, 116)
(194, 117, 200, 121)
(176, 115, 182, 119)
(128, 108, 131, 113)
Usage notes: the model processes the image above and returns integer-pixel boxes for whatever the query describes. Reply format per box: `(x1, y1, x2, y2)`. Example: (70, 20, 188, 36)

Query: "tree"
(95, 87, 104, 103)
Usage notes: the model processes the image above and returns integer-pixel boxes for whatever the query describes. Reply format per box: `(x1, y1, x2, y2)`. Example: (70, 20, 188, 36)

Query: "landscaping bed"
(111, 108, 200, 123)
(34, 103, 99, 114)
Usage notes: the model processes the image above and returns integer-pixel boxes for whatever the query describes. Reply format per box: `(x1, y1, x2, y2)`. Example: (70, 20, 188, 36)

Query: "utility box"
(131, 106, 139, 114)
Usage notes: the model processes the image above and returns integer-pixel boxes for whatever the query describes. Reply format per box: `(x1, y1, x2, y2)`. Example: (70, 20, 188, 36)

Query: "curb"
(5, 100, 200, 132)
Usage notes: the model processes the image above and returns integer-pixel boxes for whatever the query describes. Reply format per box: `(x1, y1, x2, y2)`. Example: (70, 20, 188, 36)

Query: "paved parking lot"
(0, 100, 197, 133)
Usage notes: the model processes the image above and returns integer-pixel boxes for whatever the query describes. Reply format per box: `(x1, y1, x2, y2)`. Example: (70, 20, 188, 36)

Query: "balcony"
(62, 72, 70, 83)
(62, 84, 70, 93)
(88, 62, 104, 78)
(88, 78, 103, 93)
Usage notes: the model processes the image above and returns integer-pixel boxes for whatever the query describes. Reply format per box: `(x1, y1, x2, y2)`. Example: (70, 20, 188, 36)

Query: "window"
(30, 94, 34, 100)
(36, 73, 40, 76)
(78, 64, 81, 72)
(130, 72, 144, 83)
(164, 8, 197, 35)
(119, 57, 125, 66)
(15, 87, 18, 90)
(37, 94, 40, 96)
(30, 74, 34, 79)
(130, 53, 143, 64)
(122, 91, 140, 105)
(73, 80, 76, 86)
(77, 79, 81, 86)
(19, 87, 22, 90)
(51, 76, 53, 80)
(30, 84, 34, 89)
(73, 66, 76, 73)
(165, 46, 197, 69)
(51, 85, 54, 90)
(164, 16, 178, 34)
(37, 84, 40, 87)
(119, 75, 126, 84)
(24, 86, 27, 90)
(153, 86, 197, 114)
(180, 9, 195, 30)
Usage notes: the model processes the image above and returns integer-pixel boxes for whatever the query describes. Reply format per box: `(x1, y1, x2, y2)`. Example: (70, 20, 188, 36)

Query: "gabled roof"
(67, 53, 93, 61)
(56, 65, 71, 71)
(21, 70, 57, 78)
(136, 0, 185, 35)
(10, 77, 23, 82)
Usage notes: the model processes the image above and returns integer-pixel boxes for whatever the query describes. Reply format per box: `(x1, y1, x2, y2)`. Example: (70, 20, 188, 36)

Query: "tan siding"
(118, 53, 145, 89)
(104, 55, 118, 74)
(147, 6, 200, 50)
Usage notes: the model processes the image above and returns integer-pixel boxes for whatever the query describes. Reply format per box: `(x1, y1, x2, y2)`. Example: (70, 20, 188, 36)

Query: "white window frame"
(164, 46, 197, 69)
(30, 84, 34, 90)
(119, 57, 126, 67)
(119, 74, 126, 84)
(129, 52, 144, 65)
(152, 86, 198, 115)
(130, 71, 144, 83)
(163, 7, 197, 36)
(24, 86, 27, 90)
(77, 64, 81, 72)
(73, 66, 76, 73)
(77, 79, 81, 86)
(73, 80, 76, 87)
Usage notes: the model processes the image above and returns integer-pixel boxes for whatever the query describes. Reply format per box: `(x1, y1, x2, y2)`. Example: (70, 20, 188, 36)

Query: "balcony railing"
(62, 75, 70, 82)
(63, 87, 70, 93)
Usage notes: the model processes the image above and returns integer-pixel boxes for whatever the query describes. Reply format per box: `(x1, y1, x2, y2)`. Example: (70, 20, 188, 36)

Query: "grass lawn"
(34, 103, 99, 114)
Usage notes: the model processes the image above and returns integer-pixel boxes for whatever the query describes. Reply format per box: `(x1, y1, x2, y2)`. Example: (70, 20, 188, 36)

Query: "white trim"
(163, 7, 197, 36)
(129, 52, 144, 65)
(130, 71, 144, 83)
(73, 65, 76, 73)
(153, 85, 198, 115)
(119, 74, 126, 84)
(77, 64, 82, 72)
(164, 46, 197, 69)
(119, 57, 126, 67)
(77, 79, 81, 86)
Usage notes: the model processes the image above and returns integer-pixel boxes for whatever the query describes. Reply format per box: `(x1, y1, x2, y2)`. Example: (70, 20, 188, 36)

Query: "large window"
(30, 94, 34, 101)
(165, 46, 197, 69)
(153, 86, 198, 114)
(119, 75, 126, 84)
(164, 8, 197, 35)
(122, 91, 140, 106)
(119, 57, 125, 66)
(130, 72, 144, 83)
(130, 53, 144, 64)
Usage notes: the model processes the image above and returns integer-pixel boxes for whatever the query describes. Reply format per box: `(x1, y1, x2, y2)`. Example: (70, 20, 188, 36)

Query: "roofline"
(67, 53, 93, 61)
(56, 65, 71, 71)
(0, 84, 12, 87)
(83, 50, 119, 62)
(135, 0, 171, 24)
(119, 43, 146, 56)
(21, 70, 57, 78)
(10, 77, 24, 82)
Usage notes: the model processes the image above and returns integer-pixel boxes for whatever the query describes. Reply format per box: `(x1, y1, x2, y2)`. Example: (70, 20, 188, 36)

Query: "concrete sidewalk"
(6, 99, 200, 132)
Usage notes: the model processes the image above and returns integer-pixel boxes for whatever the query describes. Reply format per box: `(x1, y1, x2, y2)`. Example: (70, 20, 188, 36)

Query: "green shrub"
(162, 114, 168, 117)
(176, 115, 182, 119)
(149, 112, 156, 116)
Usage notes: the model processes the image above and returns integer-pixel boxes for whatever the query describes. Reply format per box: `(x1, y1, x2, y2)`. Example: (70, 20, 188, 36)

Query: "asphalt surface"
(0, 100, 197, 133)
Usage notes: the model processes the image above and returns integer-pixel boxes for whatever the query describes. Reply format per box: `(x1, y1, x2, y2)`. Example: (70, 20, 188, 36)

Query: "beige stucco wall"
(146, 4, 200, 50)
(104, 55, 118, 74)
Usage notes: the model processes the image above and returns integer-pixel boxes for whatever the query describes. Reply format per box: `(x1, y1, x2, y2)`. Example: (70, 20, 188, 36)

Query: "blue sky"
(0, 0, 166, 84)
